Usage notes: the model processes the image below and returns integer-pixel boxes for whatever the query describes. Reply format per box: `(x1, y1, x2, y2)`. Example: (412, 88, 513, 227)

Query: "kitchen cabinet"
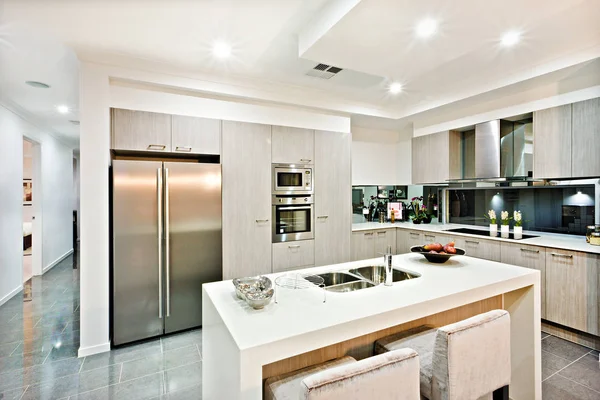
(222, 121, 272, 279)
(396, 229, 424, 254)
(171, 115, 221, 155)
(314, 130, 351, 266)
(545, 248, 599, 335)
(411, 130, 461, 184)
(272, 126, 314, 164)
(112, 108, 172, 152)
(454, 237, 501, 262)
(374, 229, 396, 255)
(351, 231, 376, 261)
(272, 240, 315, 273)
(533, 105, 572, 179)
(572, 98, 600, 177)
(500, 243, 546, 318)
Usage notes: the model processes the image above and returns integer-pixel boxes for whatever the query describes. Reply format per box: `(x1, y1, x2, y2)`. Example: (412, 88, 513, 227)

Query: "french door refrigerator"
(112, 159, 222, 346)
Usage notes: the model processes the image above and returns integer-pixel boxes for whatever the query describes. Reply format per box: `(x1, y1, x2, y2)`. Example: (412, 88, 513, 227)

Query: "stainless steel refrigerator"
(112, 159, 222, 346)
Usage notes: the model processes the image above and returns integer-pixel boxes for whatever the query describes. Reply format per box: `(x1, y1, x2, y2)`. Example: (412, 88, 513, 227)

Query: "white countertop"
(352, 221, 600, 255)
(202, 253, 538, 351)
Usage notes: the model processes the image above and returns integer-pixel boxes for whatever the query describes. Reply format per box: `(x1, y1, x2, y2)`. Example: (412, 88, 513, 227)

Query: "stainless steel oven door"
(272, 204, 314, 243)
(272, 166, 313, 195)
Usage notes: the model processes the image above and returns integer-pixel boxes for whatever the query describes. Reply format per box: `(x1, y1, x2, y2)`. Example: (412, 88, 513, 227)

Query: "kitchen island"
(202, 253, 542, 400)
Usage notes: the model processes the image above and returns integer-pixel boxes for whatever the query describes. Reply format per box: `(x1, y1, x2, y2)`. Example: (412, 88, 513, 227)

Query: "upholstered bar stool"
(374, 310, 511, 400)
(265, 348, 420, 400)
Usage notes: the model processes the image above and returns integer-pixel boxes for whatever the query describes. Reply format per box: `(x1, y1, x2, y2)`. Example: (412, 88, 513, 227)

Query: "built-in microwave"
(272, 164, 313, 195)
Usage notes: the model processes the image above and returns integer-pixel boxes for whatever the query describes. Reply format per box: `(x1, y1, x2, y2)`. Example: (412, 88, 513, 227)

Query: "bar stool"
(375, 310, 511, 400)
(264, 348, 420, 400)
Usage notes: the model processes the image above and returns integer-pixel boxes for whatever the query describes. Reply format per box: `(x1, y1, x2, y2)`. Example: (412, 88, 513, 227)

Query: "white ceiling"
(1, 0, 599, 147)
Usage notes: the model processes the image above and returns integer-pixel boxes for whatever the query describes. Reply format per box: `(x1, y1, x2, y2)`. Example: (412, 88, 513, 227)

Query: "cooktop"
(444, 227, 539, 240)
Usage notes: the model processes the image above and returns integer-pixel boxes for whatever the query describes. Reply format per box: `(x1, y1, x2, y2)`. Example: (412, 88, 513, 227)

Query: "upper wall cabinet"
(272, 126, 314, 164)
(533, 105, 572, 179)
(572, 98, 600, 177)
(411, 130, 460, 184)
(171, 115, 221, 155)
(112, 109, 172, 152)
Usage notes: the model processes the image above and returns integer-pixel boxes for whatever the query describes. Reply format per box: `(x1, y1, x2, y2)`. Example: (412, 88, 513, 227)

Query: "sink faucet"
(383, 245, 393, 286)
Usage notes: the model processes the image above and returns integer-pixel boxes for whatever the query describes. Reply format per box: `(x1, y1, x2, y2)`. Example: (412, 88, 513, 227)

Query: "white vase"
(501, 224, 509, 238)
(514, 226, 523, 239)
(489, 224, 498, 236)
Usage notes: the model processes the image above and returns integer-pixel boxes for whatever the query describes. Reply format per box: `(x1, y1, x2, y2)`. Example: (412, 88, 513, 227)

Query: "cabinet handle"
(377, 231, 386, 235)
(410, 233, 420, 237)
(288, 245, 300, 249)
(364, 232, 374, 236)
(317, 215, 329, 219)
(551, 252, 573, 259)
(147, 144, 166, 150)
(255, 219, 269, 223)
(300, 158, 312, 163)
(424, 234, 435, 239)
(465, 240, 480, 244)
(520, 248, 540, 254)
(175, 146, 192, 152)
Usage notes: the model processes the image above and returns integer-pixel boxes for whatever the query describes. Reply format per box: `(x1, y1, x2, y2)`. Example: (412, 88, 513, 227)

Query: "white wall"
(0, 104, 74, 306)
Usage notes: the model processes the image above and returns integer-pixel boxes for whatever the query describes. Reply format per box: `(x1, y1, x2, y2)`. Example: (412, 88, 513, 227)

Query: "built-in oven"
(272, 164, 313, 195)
(272, 195, 314, 243)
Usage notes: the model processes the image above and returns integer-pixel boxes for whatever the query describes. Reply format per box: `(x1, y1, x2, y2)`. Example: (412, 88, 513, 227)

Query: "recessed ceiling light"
(213, 41, 231, 59)
(416, 18, 437, 37)
(501, 31, 520, 46)
(389, 82, 403, 94)
(56, 105, 70, 114)
(25, 81, 50, 89)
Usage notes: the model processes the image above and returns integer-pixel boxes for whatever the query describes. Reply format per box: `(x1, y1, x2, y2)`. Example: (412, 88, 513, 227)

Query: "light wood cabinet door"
(572, 98, 600, 177)
(396, 230, 409, 254)
(411, 135, 429, 184)
(171, 115, 220, 155)
(405, 230, 424, 250)
(501, 242, 546, 318)
(411, 131, 460, 184)
(545, 248, 599, 335)
(374, 229, 396, 255)
(111, 108, 172, 152)
(272, 240, 315, 273)
(272, 126, 314, 164)
(222, 121, 272, 279)
(351, 231, 376, 261)
(314, 130, 351, 266)
(454, 237, 501, 261)
(533, 105, 572, 179)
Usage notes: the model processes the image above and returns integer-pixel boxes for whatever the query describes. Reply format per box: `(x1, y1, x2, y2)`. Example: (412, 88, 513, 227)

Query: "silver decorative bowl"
(232, 276, 272, 300)
(245, 288, 274, 310)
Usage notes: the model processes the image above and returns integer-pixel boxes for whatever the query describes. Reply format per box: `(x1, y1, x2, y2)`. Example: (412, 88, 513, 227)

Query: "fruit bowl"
(410, 244, 465, 263)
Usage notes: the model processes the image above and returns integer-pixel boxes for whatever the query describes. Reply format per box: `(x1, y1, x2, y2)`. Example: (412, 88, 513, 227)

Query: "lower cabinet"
(374, 229, 396, 255)
(500, 243, 546, 319)
(272, 240, 315, 273)
(545, 248, 599, 335)
(352, 230, 396, 261)
(454, 237, 501, 262)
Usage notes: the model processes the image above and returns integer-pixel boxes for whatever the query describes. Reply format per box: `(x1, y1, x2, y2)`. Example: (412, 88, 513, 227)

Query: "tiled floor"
(0, 252, 202, 400)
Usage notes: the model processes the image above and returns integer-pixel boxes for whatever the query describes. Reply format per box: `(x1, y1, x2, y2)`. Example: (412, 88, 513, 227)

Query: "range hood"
(448, 118, 535, 182)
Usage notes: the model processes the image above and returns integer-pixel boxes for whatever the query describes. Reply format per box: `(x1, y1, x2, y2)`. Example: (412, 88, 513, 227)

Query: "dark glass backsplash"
(448, 185, 596, 235)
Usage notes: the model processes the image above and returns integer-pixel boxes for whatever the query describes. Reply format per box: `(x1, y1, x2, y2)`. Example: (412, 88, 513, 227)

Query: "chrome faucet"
(383, 245, 393, 286)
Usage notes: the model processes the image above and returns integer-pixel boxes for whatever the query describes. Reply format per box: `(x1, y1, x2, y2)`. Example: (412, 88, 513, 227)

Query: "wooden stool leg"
(492, 385, 509, 400)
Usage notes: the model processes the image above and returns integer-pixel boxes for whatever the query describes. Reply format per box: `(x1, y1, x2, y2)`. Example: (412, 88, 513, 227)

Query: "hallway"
(0, 254, 203, 399)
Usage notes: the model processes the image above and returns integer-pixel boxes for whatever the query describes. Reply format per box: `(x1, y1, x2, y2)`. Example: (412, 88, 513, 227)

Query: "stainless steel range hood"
(448, 117, 535, 182)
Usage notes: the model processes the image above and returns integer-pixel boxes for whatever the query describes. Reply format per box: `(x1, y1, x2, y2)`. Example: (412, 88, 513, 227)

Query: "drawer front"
(351, 231, 376, 261)
(374, 229, 396, 255)
(406, 230, 424, 249)
(455, 238, 501, 261)
(272, 240, 315, 273)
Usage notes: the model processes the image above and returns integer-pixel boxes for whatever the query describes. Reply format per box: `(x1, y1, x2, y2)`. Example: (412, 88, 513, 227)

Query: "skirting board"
(0, 284, 24, 307)
(42, 248, 74, 274)
(78, 341, 111, 358)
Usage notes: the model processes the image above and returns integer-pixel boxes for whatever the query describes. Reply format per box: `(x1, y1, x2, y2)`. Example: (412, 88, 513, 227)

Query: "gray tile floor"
(0, 253, 202, 400)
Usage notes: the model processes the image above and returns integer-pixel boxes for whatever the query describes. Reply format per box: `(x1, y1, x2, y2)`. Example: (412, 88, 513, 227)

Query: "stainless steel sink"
(325, 281, 376, 292)
(349, 266, 420, 285)
(316, 272, 360, 287)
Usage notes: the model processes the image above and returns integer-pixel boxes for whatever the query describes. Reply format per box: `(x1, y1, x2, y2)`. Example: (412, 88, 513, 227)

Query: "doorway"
(22, 137, 42, 284)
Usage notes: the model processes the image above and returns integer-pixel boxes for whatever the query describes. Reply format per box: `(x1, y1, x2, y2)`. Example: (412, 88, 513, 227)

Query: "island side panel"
(203, 288, 242, 400)
(504, 283, 542, 400)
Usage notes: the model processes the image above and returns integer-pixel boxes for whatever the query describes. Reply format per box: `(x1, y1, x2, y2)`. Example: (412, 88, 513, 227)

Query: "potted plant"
(500, 210, 512, 238)
(410, 196, 427, 224)
(514, 210, 523, 239)
(485, 210, 497, 235)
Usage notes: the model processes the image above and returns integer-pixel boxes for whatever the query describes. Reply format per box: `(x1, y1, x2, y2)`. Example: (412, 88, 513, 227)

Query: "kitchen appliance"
(112, 159, 222, 346)
(444, 227, 539, 240)
(272, 195, 314, 243)
(272, 164, 313, 195)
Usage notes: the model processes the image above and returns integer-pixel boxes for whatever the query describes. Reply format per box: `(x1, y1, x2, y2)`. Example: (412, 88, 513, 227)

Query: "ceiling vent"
(305, 63, 343, 79)
(69, 120, 80, 126)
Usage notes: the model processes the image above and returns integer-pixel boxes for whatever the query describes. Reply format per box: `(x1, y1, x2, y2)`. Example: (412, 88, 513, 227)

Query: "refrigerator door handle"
(157, 168, 163, 319)
(165, 167, 171, 318)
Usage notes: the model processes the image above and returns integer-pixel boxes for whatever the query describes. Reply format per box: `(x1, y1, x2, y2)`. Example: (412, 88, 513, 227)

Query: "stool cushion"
(374, 325, 437, 398)
(264, 356, 356, 400)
